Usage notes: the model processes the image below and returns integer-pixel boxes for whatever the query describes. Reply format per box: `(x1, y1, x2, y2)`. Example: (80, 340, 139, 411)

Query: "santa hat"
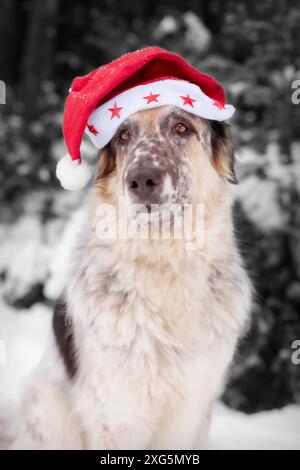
(57, 47, 235, 190)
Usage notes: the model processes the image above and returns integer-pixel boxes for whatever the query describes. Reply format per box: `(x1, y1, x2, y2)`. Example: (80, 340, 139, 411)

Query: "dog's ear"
(209, 121, 238, 184)
(97, 144, 116, 180)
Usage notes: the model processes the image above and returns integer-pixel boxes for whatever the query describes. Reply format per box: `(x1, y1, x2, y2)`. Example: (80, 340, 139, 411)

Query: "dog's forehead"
(124, 105, 202, 134)
(123, 106, 169, 136)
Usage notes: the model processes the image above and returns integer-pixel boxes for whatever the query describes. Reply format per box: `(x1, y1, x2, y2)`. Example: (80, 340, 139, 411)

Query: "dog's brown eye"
(174, 122, 188, 135)
(119, 130, 130, 142)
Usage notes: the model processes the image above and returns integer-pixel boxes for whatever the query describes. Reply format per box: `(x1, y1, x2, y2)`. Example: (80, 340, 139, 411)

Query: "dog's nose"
(126, 167, 162, 203)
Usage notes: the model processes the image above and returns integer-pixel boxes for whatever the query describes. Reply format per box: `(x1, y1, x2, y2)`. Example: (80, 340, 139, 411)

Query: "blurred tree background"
(0, 0, 299, 413)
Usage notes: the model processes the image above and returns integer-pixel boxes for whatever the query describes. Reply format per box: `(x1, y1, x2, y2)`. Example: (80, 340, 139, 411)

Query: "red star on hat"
(180, 94, 196, 107)
(87, 123, 99, 136)
(213, 100, 225, 110)
(143, 92, 160, 104)
(109, 102, 123, 119)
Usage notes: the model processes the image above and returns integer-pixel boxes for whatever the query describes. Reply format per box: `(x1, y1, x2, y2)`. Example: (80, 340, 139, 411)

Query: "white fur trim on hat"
(85, 78, 235, 149)
(56, 154, 92, 191)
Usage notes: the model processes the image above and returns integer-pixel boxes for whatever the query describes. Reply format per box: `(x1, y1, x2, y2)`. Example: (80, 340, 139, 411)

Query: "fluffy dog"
(12, 106, 252, 449)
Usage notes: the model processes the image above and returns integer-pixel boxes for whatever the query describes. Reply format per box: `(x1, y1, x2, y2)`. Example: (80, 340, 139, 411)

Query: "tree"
(20, 0, 59, 120)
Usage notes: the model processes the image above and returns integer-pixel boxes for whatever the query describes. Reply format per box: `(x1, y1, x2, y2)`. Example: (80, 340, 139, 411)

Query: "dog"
(11, 106, 252, 449)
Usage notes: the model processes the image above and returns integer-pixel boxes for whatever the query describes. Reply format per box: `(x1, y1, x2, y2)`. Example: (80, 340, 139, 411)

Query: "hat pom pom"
(56, 155, 92, 191)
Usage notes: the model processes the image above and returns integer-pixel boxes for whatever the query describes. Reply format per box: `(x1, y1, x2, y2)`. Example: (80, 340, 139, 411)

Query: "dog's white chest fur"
(64, 235, 251, 449)
(11, 211, 252, 450)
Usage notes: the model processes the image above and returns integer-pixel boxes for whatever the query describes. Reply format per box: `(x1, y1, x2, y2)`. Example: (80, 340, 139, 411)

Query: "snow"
(183, 12, 212, 54)
(0, 215, 53, 303)
(234, 143, 300, 233)
(153, 16, 179, 40)
(209, 403, 300, 450)
(234, 174, 287, 232)
(153, 12, 211, 54)
(0, 191, 84, 304)
(0, 302, 52, 448)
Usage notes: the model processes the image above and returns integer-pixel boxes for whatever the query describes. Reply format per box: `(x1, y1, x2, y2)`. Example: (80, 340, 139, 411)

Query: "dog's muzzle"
(125, 165, 168, 206)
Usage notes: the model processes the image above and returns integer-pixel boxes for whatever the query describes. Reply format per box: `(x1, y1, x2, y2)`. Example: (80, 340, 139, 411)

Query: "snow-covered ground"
(210, 403, 300, 450)
(0, 302, 52, 449)
(0, 145, 300, 450)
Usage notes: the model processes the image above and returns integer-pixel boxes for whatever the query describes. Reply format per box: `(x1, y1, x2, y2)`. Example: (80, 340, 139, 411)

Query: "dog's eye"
(174, 122, 189, 135)
(118, 130, 130, 142)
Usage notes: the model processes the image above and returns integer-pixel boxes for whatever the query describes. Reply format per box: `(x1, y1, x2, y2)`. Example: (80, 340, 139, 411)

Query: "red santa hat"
(57, 46, 235, 190)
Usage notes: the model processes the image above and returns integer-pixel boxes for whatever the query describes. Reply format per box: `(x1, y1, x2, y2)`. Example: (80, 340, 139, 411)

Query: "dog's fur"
(11, 106, 252, 449)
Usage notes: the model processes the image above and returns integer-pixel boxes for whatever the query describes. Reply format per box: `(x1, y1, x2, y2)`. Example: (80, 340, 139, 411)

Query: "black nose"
(126, 167, 162, 203)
